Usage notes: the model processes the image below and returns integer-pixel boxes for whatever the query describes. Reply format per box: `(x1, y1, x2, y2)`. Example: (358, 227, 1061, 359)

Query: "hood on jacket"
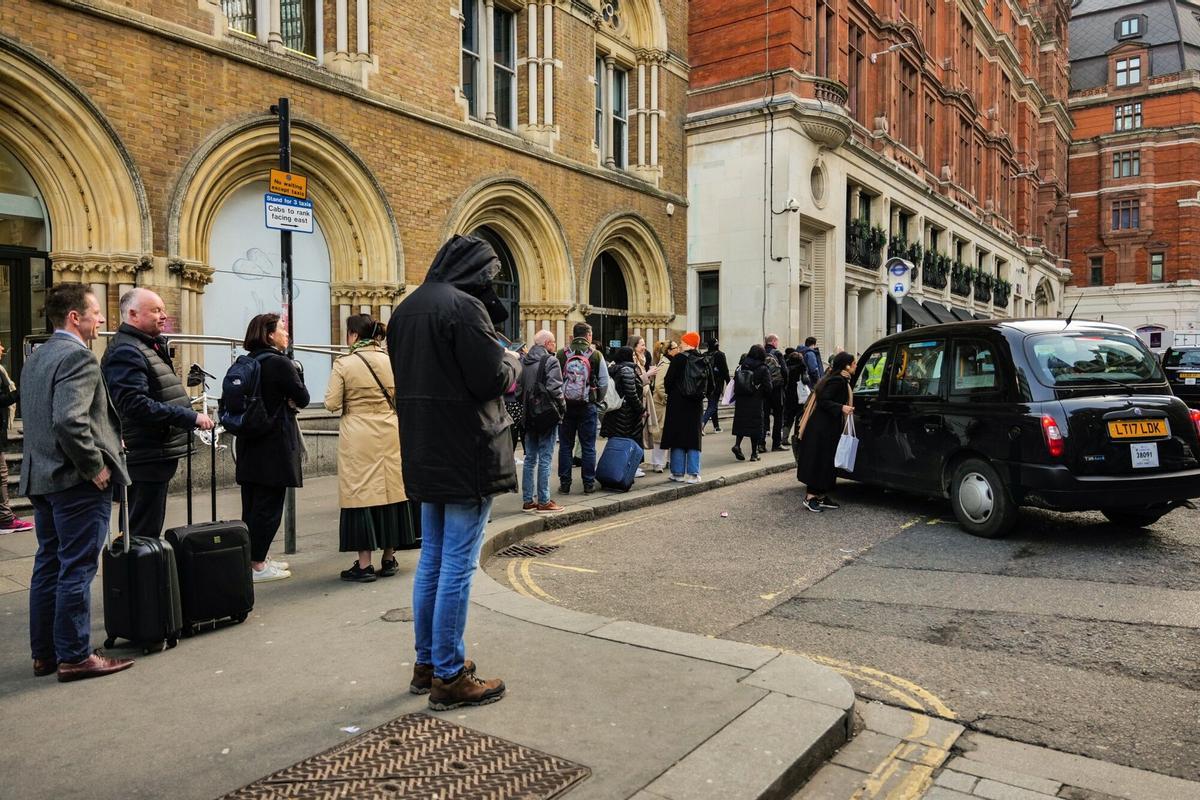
(521, 344, 551, 367)
(425, 234, 500, 296)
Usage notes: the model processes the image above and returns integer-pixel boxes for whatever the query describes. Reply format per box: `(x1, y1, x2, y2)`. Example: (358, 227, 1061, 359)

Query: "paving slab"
(858, 701, 965, 750)
(588, 619, 778, 671)
(933, 769, 979, 794)
(828, 729, 903, 773)
(941, 757, 1062, 796)
(793, 763, 870, 799)
(971, 778, 1059, 800)
(742, 652, 856, 711)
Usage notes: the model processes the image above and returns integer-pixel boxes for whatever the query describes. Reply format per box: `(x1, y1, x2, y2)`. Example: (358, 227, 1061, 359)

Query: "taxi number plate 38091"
(1131, 442, 1160, 469)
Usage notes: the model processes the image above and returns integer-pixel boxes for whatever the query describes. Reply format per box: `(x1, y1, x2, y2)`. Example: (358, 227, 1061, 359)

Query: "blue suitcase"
(597, 437, 644, 492)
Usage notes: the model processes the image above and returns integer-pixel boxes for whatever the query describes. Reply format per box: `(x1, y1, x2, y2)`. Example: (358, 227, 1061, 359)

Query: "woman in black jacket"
(235, 313, 310, 582)
(794, 351, 856, 513)
(603, 346, 646, 442)
(731, 345, 771, 462)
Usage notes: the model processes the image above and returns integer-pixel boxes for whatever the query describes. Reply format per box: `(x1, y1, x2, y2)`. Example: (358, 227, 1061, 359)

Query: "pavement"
(0, 427, 856, 800)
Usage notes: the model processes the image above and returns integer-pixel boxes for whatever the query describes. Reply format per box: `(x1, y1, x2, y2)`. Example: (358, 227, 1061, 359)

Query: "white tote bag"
(720, 378, 735, 406)
(834, 413, 859, 472)
(796, 380, 811, 404)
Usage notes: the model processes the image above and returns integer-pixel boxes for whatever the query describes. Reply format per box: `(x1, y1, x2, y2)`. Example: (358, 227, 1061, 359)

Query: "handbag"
(834, 414, 859, 472)
(796, 380, 811, 404)
(600, 366, 624, 414)
(720, 378, 735, 406)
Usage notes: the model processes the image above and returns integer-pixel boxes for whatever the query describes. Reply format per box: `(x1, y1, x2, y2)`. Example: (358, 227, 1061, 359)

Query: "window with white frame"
(1117, 16, 1142, 39)
(1115, 102, 1142, 131)
(493, 7, 516, 129)
(594, 53, 630, 169)
(1116, 57, 1141, 87)
(612, 67, 629, 168)
(462, 1, 483, 118)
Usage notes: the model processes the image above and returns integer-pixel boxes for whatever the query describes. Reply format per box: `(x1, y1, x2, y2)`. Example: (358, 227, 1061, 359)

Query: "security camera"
(786, 197, 800, 212)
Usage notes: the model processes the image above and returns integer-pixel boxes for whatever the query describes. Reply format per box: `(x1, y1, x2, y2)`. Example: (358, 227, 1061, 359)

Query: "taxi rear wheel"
(1101, 506, 1166, 529)
(950, 458, 1016, 539)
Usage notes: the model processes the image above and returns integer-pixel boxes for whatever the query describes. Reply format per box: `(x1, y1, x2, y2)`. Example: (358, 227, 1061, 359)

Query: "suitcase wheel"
(167, 637, 178, 649)
(143, 640, 167, 655)
(103, 637, 116, 649)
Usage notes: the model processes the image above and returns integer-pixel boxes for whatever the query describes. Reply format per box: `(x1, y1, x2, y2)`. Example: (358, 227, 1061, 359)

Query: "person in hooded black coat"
(601, 347, 645, 442)
(660, 332, 705, 480)
(731, 345, 771, 461)
(795, 351, 857, 513)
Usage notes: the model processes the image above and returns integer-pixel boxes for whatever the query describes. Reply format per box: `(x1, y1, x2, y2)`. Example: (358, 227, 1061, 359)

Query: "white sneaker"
(268, 557, 290, 571)
(635, 469, 646, 478)
(653, 466, 664, 473)
(685, 474, 702, 484)
(252, 563, 291, 583)
(668, 474, 684, 482)
(515, 457, 524, 465)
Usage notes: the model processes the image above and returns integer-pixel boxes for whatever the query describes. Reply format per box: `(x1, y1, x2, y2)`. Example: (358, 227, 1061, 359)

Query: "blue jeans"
(523, 429, 558, 505)
(558, 404, 598, 486)
(413, 498, 494, 679)
(29, 482, 113, 663)
(670, 448, 702, 477)
(701, 393, 722, 429)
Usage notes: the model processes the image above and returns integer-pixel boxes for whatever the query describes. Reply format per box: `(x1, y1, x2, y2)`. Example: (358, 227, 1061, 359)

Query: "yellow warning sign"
(269, 169, 308, 200)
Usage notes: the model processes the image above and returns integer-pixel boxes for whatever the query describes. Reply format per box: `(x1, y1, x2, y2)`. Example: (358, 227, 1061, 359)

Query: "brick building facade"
(0, 0, 687, 395)
(1065, 0, 1200, 351)
(686, 0, 1072, 359)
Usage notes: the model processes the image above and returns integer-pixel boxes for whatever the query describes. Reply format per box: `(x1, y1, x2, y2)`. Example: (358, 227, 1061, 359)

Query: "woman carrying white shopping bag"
(792, 351, 857, 513)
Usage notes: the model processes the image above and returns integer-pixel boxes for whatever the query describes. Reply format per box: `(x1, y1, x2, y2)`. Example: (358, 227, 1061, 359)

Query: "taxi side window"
(855, 349, 890, 395)
(952, 340, 999, 395)
(891, 341, 945, 398)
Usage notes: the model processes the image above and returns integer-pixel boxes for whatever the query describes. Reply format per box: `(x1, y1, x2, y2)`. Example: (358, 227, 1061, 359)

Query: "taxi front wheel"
(950, 458, 1017, 539)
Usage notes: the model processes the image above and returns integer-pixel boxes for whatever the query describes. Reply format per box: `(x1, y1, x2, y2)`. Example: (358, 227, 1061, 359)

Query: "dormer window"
(1116, 57, 1141, 87)
(1117, 16, 1143, 39)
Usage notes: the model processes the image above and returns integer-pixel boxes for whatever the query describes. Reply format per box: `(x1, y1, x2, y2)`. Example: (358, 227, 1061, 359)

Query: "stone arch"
(594, 0, 668, 52)
(170, 115, 402, 302)
(1034, 277, 1057, 318)
(443, 176, 574, 307)
(582, 212, 673, 317)
(0, 37, 150, 282)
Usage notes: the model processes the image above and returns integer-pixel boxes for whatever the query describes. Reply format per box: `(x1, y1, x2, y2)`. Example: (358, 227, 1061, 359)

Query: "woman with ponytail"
(324, 314, 420, 582)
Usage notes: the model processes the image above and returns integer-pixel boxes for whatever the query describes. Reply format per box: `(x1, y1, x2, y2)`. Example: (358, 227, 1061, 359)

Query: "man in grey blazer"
(23, 283, 134, 682)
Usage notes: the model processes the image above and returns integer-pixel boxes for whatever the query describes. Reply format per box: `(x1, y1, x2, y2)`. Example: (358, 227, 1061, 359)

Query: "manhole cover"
(496, 543, 560, 558)
(219, 713, 590, 799)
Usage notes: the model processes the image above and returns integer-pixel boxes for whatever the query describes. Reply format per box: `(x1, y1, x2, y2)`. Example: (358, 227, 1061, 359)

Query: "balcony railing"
(810, 76, 849, 105)
(993, 279, 1012, 309)
(974, 273, 993, 303)
(847, 219, 886, 270)
(924, 253, 950, 289)
(950, 261, 973, 297)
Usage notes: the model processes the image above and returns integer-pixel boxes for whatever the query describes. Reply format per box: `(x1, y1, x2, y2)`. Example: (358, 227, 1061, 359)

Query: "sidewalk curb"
(473, 456, 854, 800)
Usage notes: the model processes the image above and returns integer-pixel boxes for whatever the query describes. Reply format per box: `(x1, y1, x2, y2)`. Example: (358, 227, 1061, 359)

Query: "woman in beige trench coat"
(324, 314, 419, 583)
(647, 340, 679, 472)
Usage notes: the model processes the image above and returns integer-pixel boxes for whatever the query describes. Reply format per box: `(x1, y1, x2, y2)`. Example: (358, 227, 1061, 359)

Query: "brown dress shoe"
(521, 501, 538, 512)
(33, 657, 58, 677)
(409, 659, 475, 695)
(57, 650, 134, 683)
(536, 501, 565, 513)
(428, 669, 505, 711)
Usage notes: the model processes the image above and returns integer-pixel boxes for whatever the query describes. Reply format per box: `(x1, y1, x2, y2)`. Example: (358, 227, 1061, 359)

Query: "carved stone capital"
(521, 303, 574, 320)
(50, 251, 147, 283)
(331, 281, 405, 305)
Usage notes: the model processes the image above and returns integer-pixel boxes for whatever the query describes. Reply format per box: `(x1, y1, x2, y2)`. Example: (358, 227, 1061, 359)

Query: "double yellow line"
(506, 558, 597, 602)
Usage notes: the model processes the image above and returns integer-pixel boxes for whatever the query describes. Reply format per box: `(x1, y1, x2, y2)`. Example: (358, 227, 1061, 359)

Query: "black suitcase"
(164, 430, 254, 636)
(102, 486, 183, 654)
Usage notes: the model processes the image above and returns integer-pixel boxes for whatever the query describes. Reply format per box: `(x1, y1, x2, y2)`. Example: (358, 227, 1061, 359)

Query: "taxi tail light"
(1191, 409, 1200, 442)
(1041, 415, 1065, 458)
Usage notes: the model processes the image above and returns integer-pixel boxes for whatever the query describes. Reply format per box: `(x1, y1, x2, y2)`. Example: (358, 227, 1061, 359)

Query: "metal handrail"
(96, 331, 349, 360)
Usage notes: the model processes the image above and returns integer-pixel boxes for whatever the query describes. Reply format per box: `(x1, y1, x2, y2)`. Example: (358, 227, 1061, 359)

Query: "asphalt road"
(483, 472, 1200, 781)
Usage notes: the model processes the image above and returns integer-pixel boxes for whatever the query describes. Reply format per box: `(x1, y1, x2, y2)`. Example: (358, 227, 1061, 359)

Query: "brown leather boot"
(33, 657, 58, 677)
(57, 650, 134, 683)
(428, 669, 505, 711)
(409, 659, 475, 695)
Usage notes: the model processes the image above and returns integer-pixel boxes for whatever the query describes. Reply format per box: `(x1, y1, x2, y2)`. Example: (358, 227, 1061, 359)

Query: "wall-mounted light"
(870, 42, 914, 64)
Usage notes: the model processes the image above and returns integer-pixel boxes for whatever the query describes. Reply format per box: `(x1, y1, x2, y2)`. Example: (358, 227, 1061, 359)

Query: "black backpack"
(734, 366, 758, 397)
(680, 352, 713, 400)
(219, 352, 275, 437)
(523, 356, 563, 434)
(765, 352, 785, 389)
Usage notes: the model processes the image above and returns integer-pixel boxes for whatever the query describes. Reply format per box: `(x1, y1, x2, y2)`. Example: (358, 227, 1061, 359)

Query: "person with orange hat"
(659, 331, 708, 483)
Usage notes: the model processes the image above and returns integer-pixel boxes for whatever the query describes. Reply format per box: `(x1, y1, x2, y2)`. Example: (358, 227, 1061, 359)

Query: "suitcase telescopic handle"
(107, 482, 131, 555)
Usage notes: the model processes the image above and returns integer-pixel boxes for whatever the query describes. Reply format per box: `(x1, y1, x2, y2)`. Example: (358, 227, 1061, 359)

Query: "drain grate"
(219, 712, 590, 799)
(496, 543, 560, 558)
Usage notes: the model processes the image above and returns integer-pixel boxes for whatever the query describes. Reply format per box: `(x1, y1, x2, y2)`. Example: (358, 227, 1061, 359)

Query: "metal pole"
(272, 97, 299, 556)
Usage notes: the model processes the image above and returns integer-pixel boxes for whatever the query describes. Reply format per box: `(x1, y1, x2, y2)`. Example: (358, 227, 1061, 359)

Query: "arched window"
(588, 251, 629, 351)
(473, 226, 521, 343)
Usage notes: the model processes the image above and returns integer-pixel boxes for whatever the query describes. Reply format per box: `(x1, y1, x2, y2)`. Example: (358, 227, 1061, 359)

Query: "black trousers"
(761, 394, 784, 448)
(127, 459, 178, 539)
(240, 483, 287, 563)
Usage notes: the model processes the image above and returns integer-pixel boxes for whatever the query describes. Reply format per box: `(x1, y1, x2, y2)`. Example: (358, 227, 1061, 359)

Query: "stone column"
(604, 56, 616, 168)
(334, 0, 348, 58)
(339, 304, 352, 345)
(636, 60, 647, 167)
(542, 1, 554, 126)
(356, 0, 369, 57)
(485, 0, 497, 125)
(650, 59, 660, 167)
(268, 0, 283, 51)
(527, 1, 539, 127)
(380, 304, 392, 321)
(255, 0, 270, 42)
(846, 287, 860, 353)
(850, 186, 862, 220)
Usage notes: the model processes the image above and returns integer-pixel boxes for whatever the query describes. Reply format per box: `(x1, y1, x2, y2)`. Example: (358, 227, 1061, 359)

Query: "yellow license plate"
(1107, 419, 1169, 439)
(1181, 373, 1200, 380)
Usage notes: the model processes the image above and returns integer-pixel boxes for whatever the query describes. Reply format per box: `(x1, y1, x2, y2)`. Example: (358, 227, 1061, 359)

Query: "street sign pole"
(271, 97, 298, 556)
(885, 258, 914, 335)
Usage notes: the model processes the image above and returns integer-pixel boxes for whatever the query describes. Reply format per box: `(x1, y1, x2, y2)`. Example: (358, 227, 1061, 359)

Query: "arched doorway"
(0, 140, 52, 379)
(588, 251, 629, 351)
(472, 226, 521, 344)
(203, 182, 333, 397)
(1034, 279, 1055, 318)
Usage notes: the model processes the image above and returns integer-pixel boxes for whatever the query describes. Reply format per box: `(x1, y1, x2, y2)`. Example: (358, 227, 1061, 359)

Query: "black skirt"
(339, 500, 422, 552)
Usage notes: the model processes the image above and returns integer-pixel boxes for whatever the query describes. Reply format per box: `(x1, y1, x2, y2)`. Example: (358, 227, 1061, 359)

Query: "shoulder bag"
(353, 351, 394, 410)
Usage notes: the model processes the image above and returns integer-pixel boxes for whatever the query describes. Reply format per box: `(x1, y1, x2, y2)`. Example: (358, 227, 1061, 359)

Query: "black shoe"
(340, 562, 377, 582)
(378, 558, 399, 577)
(559, 483, 571, 494)
(713, 425, 722, 432)
(818, 496, 840, 510)
(772, 444, 786, 452)
(731, 446, 745, 461)
(804, 497, 824, 513)
(750, 454, 761, 462)
(572, 457, 583, 467)
(583, 482, 596, 494)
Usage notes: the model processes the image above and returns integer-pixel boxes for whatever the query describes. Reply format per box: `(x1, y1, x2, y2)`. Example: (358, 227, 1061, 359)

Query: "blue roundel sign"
(885, 257, 913, 300)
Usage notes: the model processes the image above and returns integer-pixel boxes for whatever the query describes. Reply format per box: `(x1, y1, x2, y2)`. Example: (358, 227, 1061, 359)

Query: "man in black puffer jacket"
(388, 234, 520, 713)
(101, 288, 214, 539)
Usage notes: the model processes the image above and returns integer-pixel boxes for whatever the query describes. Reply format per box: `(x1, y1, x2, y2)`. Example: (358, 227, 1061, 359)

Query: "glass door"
(0, 250, 50, 383)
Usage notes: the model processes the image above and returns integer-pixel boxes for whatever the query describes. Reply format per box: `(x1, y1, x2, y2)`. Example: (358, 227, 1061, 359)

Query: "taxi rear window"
(1025, 332, 1164, 388)
(1164, 349, 1200, 369)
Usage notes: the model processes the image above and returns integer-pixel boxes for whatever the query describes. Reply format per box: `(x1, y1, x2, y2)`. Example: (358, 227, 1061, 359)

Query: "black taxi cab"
(846, 320, 1200, 537)
(1162, 337, 1200, 410)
